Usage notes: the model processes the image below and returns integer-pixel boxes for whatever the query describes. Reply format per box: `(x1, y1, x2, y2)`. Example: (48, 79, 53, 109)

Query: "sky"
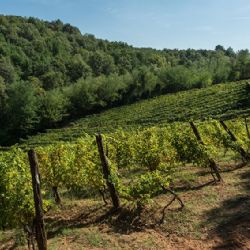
(1, 0, 250, 51)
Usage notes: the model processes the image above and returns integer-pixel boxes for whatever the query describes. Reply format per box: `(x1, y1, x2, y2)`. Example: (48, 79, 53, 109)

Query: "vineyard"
(22, 80, 250, 148)
(1, 117, 250, 249)
(1, 6, 250, 249)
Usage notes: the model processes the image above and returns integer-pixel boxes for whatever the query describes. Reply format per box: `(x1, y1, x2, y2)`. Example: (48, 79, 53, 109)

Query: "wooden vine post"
(52, 186, 61, 205)
(244, 117, 250, 140)
(96, 134, 120, 209)
(28, 149, 47, 250)
(219, 120, 250, 161)
(189, 121, 222, 182)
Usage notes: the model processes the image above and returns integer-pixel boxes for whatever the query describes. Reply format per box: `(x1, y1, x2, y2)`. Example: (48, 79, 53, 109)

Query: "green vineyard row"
(22, 80, 250, 147)
(0, 118, 249, 230)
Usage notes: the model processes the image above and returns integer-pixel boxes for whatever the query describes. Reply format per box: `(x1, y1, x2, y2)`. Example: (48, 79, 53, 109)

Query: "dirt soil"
(1, 164, 250, 250)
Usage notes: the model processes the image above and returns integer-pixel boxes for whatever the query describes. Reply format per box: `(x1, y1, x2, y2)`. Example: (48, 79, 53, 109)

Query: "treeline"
(1, 15, 250, 145)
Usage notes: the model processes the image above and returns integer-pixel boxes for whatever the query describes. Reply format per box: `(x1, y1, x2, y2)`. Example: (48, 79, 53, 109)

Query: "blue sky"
(1, 0, 250, 50)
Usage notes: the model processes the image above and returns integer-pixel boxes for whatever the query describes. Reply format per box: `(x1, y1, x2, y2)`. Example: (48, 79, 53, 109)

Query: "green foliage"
(89, 51, 116, 76)
(1, 15, 250, 145)
(22, 81, 250, 147)
(171, 125, 210, 166)
(0, 57, 16, 84)
(159, 65, 198, 92)
(0, 149, 45, 229)
(39, 89, 69, 127)
(41, 71, 64, 90)
(127, 170, 171, 205)
(5, 81, 40, 142)
(66, 74, 131, 116)
(36, 137, 105, 193)
(67, 54, 92, 82)
(0, 77, 7, 113)
(1, 117, 249, 229)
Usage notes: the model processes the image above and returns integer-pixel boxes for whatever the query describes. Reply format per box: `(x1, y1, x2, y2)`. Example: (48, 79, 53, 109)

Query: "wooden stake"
(52, 186, 61, 205)
(28, 149, 47, 250)
(190, 122, 222, 182)
(244, 117, 250, 140)
(96, 134, 120, 209)
(219, 120, 250, 161)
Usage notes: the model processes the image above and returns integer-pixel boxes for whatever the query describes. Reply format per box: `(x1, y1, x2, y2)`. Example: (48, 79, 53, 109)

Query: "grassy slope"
(23, 80, 250, 147)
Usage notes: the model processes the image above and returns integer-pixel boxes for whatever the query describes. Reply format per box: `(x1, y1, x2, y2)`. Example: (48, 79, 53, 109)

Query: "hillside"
(23, 80, 250, 147)
(1, 6, 250, 250)
(1, 15, 250, 145)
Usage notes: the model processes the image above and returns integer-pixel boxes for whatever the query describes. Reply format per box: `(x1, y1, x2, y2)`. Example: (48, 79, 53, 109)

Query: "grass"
(22, 80, 250, 147)
(84, 229, 109, 248)
(49, 227, 109, 248)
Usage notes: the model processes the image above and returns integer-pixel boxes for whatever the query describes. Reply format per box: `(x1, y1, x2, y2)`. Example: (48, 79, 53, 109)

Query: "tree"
(215, 45, 225, 52)
(67, 54, 92, 82)
(39, 90, 69, 127)
(89, 51, 116, 76)
(0, 76, 7, 113)
(209, 53, 231, 83)
(236, 50, 250, 79)
(0, 57, 16, 84)
(0, 77, 7, 142)
(131, 67, 158, 99)
(5, 81, 40, 140)
(95, 74, 128, 106)
(66, 78, 98, 115)
(159, 65, 198, 93)
(225, 47, 235, 57)
(41, 71, 64, 90)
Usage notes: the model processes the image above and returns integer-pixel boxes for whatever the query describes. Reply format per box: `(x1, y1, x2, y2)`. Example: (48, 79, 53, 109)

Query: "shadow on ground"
(45, 190, 185, 240)
(46, 203, 159, 239)
(45, 164, 250, 249)
(203, 167, 250, 249)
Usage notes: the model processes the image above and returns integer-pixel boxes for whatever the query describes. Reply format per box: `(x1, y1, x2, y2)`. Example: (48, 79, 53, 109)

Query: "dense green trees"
(89, 51, 116, 76)
(4, 81, 40, 143)
(39, 89, 69, 128)
(0, 15, 250, 145)
(0, 57, 16, 83)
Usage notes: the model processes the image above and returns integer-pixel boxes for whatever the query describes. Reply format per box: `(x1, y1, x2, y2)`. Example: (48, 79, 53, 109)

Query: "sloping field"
(23, 80, 250, 147)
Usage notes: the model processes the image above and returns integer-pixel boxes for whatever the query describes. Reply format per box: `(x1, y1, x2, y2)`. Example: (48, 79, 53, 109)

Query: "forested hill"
(1, 15, 250, 145)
